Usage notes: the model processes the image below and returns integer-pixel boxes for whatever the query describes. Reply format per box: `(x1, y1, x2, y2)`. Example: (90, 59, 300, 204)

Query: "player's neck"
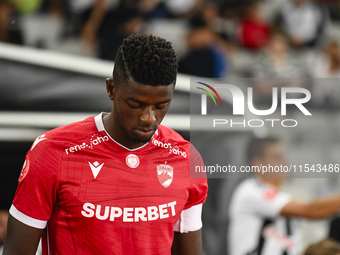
(102, 113, 147, 150)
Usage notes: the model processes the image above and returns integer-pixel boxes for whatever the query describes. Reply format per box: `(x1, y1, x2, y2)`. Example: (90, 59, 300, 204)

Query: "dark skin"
(103, 78, 174, 149)
(3, 78, 203, 255)
(171, 229, 203, 255)
(3, 215, 43, 255)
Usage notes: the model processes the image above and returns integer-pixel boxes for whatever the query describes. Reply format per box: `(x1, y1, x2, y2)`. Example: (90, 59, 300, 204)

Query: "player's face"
(262, 142, 287, 167)
(261, 141, 288, 181)
(106, 78, 174, 148)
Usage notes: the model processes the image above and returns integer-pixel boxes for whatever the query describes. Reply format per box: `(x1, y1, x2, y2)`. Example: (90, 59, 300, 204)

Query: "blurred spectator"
(307, 40, 340, 108)
(308, 40, 340, 78)
(0, 0, 23, 44)
(228, 137, 340, 255)
(200, 2, 220, 32)
(178, 26, 230, 78)
(80, 0, 122, 53)
(276, 0, 330, 49)
(178, 7, 231, 78)
(237, 1, 270, 51)
(198, 2, 235, 41)
(252, 34, 306, 100)
(253, 34, 305, 78)
(304, 238, 340, 255)
(71, 0, 203, 59)
(80, 0, 158, 60)
(0, 0, 64, 47)
(219, 0, 244, 42)
(63, 0, 110, 40)
(162, 0, 203, 18)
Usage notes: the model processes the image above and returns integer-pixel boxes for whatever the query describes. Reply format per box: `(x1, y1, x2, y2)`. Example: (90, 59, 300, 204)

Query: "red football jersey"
(10, 113, 208, 255)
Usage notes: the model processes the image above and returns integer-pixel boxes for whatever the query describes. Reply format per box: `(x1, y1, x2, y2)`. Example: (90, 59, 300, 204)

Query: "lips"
(134, 128, 155, 139)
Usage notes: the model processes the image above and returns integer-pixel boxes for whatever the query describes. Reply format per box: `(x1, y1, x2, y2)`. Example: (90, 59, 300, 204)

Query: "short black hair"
(247, 137, 280, 163)
(113, 33, 178, 86)
(304, 238, 340, 255)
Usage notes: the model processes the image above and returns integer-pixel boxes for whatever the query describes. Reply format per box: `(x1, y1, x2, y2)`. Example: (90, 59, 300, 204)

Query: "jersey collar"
(94, 112, 157, 152)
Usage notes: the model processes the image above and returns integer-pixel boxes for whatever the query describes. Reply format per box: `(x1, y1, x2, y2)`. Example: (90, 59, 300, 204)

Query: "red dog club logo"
(157, 164, 174, 188)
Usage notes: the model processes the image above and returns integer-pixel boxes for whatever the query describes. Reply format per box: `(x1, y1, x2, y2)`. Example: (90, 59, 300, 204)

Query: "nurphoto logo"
(196, 82, 312, 128)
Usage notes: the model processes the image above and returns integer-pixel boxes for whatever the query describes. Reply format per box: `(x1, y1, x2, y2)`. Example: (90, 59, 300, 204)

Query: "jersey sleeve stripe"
(9, 205, 47, 229)
(174, 204, 203, 233)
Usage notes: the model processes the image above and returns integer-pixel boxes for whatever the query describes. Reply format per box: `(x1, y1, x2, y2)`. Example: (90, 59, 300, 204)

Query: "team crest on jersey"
(126, 154, 140, 168)
(19, 156, 30, 182)
(157, 164, 173, 188)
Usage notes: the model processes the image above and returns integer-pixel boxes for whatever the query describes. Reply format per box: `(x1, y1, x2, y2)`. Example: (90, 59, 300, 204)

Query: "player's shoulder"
(154, 125, 204, 166)
(229, 179, 263, 214)
(30, 116, 96, 152)
(233, 178, 263, 199)
(156, 124, 188, 143)
(155, 124, 192, 154)
(233, 178, 285, 205)
(49, 116, 95, 139)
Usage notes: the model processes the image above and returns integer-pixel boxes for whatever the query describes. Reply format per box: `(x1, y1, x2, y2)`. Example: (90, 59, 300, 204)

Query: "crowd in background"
(0, 1, 338, 73)
(2, 0, 340, 108)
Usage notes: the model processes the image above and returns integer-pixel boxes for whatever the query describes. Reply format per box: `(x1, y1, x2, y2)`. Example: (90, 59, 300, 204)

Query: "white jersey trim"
(95, 113, 156, 152)
(95, 113, 106, 132)
(174, 204, 203, 233)
(9, 205, 47, 229)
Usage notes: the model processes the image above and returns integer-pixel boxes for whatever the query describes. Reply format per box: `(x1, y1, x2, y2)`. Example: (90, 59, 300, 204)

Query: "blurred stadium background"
(1, 0, 340, 254)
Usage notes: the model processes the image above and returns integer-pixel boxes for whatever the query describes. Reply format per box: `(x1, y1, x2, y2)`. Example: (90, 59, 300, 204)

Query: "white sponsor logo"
(151, 138, 187, 158)
(263, 226, 295, 250)
(170, 146, 187, 158)
(31, 134, 47, 151)
(88, 161, 104, 179)
(126, 154, 140, 168)
(157, 164, 174, 188)
(65, 135, 109, 154)
(81, 201, 177, 222)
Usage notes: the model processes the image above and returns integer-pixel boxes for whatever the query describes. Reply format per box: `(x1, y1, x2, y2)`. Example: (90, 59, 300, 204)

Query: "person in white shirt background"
(228, 137, 340, 255)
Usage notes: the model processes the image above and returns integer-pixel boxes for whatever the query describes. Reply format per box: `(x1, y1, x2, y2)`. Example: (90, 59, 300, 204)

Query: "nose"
(140, 106, 156, 125)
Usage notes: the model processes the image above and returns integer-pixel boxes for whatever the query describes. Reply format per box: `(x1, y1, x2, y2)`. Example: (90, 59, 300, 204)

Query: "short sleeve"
(173, 204, 203, 233)
(10, 134, 61, 229)
(173, 144, 208, 233)
(245, 183, 291, 218)
(185, 144, 208, 210)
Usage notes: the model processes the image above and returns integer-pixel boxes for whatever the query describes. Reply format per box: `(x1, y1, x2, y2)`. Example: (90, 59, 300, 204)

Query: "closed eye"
(127, 101, 142, 109)
(156, 102, 169, 110)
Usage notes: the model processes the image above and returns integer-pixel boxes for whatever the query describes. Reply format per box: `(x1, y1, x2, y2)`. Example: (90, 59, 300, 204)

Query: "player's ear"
(106, 78, 116, 101)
